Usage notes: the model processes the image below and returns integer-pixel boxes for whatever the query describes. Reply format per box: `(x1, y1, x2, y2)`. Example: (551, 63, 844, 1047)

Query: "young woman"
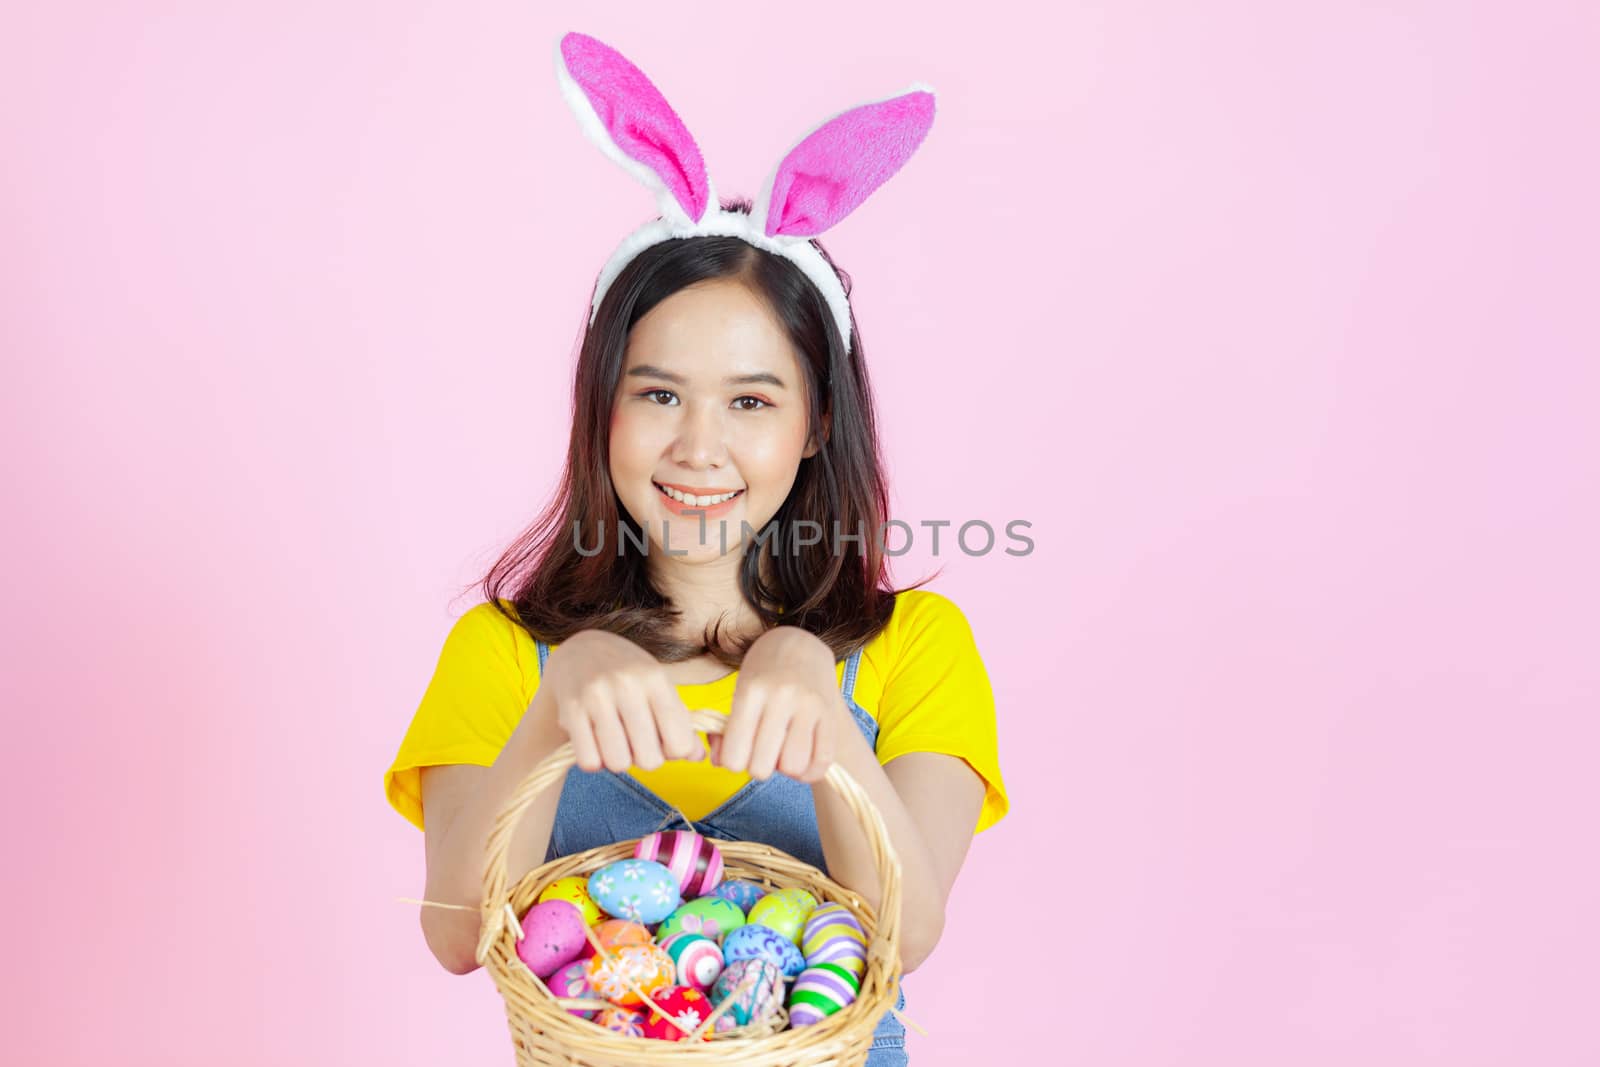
(383, 32, 1010, 1065)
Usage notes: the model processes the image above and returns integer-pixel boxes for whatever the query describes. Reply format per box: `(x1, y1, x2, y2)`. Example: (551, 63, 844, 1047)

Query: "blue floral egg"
(709, 878, 768, 914)
(587, 858, 681, 925)
(720, 922, 805, 978)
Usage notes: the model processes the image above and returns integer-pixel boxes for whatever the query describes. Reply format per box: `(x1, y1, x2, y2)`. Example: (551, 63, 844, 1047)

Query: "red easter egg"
(641, 985, 714, 1041)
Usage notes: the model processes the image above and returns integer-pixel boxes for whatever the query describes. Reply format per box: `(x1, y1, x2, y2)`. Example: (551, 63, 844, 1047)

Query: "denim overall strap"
(531, 639, 910, 1065)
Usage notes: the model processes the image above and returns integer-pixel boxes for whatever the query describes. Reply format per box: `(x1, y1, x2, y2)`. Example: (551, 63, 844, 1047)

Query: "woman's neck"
(649, 550, 775, 652)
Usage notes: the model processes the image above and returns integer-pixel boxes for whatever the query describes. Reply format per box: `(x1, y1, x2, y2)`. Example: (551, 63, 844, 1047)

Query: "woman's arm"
(812, 728, 986, 973)
(413, 629, 706, 974)
(416, 687, 569, 974)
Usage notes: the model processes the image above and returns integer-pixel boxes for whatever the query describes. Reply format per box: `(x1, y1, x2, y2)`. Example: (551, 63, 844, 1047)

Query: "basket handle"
(476, 708, 904, 970)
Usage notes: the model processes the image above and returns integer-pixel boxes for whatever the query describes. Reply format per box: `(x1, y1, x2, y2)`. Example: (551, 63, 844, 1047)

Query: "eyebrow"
(625, 363, 788, 389)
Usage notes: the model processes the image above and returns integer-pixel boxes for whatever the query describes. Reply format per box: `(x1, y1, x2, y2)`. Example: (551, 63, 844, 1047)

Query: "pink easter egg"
(632, 829, 725, 898)
(547, 959, 603, 1019)
(516, 899, 587, 978)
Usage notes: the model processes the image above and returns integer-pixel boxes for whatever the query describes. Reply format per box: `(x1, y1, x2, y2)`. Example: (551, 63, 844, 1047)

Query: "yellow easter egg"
(539, 875, 605, 925)
(746, 887, 817, 946)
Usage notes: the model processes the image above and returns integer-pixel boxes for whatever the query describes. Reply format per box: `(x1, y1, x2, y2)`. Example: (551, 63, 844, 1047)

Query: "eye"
(733, 396, 770, 412)
(640, 389, 678, 405)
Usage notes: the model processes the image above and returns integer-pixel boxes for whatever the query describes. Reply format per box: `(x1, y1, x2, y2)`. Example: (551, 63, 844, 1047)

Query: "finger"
(719, 685, 761, 772)
(563, 711, 603, 773)
(706, 733, 722, 766)
(618, 690, 665, 771)
(589, 704, 633, 774)
(651, 687, 699, 761)
(747, 705, 794, 781)
(802, 716, 837, 783)
(778, 713, 816, 780)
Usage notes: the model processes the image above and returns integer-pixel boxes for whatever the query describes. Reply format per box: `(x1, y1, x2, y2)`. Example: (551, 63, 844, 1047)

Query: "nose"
(670, 401, 728, 469)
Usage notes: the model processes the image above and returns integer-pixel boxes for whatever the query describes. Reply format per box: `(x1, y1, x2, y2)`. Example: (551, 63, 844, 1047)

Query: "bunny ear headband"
(554, 30, 936, 357)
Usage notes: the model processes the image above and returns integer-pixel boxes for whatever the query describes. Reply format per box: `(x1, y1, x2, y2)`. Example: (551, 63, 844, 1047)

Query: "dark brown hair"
(474, 197, 935, 667)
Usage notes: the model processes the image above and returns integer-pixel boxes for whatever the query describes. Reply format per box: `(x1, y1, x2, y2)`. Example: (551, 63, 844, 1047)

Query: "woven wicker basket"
(475, 708, 905, 1066)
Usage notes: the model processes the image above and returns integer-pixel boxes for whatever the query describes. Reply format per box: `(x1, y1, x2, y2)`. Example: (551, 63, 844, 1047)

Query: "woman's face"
(610, 278, 819, 562)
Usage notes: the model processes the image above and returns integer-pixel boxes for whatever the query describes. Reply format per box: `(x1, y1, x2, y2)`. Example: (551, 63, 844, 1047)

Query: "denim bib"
(535, 639, 910, 1064)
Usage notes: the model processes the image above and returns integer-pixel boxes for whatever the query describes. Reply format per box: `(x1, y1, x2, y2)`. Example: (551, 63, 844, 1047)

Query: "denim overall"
(535, 639, 910, 1065)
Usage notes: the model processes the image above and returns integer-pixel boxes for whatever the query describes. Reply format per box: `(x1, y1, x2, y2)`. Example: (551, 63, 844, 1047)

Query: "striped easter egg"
(801, 902, 867, 967)
(633, 830, 725, 898)
(787, 962, 861, 1026)
(658, 931, 725, 991)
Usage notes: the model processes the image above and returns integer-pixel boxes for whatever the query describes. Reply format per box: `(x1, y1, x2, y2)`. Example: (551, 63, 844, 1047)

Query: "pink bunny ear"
(757, 87, 936, 239)
(555, 32, 711, 223)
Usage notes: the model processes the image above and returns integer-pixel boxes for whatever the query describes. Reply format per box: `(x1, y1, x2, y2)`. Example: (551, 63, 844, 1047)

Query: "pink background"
(4, 2, 1596, 1064)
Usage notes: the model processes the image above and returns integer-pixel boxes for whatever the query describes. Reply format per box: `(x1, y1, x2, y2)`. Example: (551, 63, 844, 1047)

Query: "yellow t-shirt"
(384, 589, 1009, 836)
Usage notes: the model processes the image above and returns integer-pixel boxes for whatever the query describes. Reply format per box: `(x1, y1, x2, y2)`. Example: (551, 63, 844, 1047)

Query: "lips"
(653, 481, 745, 515)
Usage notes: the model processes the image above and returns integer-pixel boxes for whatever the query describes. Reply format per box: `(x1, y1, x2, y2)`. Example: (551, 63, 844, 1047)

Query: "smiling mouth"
(653, 482, 746, 507)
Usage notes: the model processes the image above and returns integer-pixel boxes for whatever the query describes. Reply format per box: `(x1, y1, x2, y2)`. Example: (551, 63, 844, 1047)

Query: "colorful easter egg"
(788, 962, 862, 1026)
(580, 918, 653, 960)
(585, 943, 676, 1007)
(640, 985, 714, 1041)
(657, 932, 724, 991)
(592, 1005, 646, 1037)
(655, 896, 746, 942)
(721, 922, 806, 978)
(547, 959, 603, 1019)
(538, 875, 605, 925)
(746, 887, 818, 946)
(515, 899, 587, 978)
(587, 859, 681, 925)
(815, 948, 866, 980)
(801, 902, 868, 969)
(709, 878, 767, 914)
(632, 830, 725, 898)
(710, 958, 784, 1027)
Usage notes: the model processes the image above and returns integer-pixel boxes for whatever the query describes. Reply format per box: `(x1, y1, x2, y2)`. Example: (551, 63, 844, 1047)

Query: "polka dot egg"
(515, 899, 587, 978)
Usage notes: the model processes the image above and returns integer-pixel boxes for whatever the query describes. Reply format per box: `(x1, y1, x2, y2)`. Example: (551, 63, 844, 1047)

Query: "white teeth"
(656, 484, 742, 507)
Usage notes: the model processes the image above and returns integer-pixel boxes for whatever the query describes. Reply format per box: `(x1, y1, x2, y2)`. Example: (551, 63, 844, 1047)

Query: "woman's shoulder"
(440, 599, 539, 679)
(856, 588, 980, 694)
(865, 588, 976, 653)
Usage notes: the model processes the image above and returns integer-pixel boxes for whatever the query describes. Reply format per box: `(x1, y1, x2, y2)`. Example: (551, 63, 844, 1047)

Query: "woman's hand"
(713, 628, 850, 784)
(540, 630, 705, 773)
